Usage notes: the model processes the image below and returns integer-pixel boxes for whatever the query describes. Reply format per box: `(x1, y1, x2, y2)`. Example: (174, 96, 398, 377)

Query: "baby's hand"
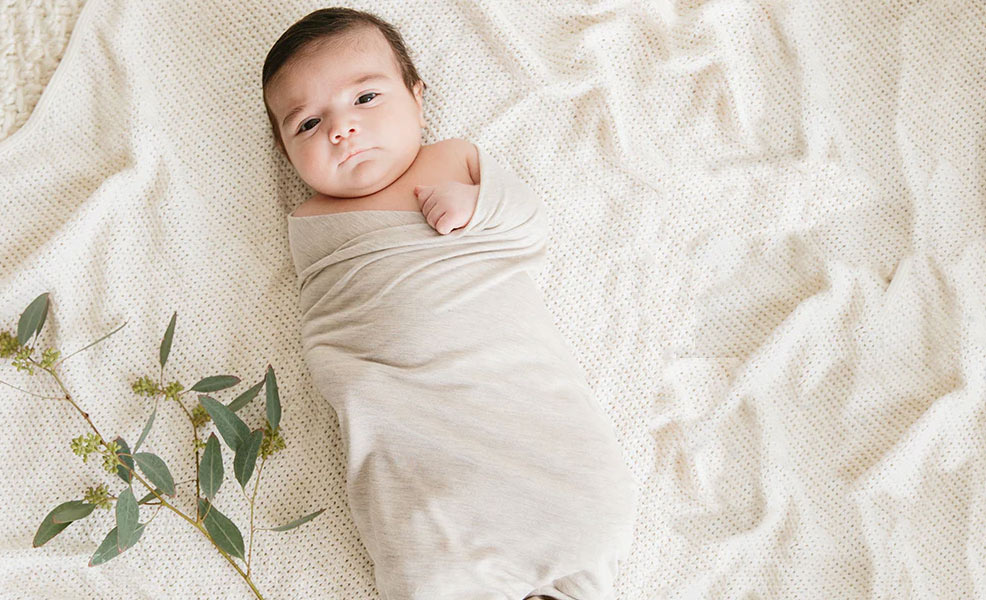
(413, 181, 479, 235)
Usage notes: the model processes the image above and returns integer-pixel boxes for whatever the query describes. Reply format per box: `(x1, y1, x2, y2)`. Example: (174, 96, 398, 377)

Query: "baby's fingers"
(413, 184, 435, 207)
(434, 212, 455, 235)
(415, 185, 440, 220)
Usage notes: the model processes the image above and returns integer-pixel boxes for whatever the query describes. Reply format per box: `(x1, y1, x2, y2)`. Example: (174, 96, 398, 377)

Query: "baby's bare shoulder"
(289, 197, 316, 217)
(290, 192, 340, 217)
(436, 138, 479, 184)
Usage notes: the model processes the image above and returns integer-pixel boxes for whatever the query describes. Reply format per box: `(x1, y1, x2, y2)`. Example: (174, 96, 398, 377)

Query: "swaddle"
(287, 143, 638, 600)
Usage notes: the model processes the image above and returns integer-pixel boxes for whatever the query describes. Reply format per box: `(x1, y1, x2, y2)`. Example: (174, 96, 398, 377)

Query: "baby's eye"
(297, 94, 378, 134)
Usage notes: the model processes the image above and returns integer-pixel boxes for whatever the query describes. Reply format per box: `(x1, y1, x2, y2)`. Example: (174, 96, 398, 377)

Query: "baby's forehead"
(286, 38, 389, 82)
(268, 28, 400, 101)
(307, 26, 386, 59)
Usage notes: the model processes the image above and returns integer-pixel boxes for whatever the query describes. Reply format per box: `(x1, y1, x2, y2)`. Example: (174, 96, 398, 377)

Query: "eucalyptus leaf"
(199, 433, 224, 500)
(35, 501, 90, 546)
(199, 396, 250, 451)
(227, 379, 264, 413)
(34, 515, 72, 548)
(264, 365, 280, 431)
(115, 487, 138, 551)
(113, 436, 134, 484)
(17, 292, 49, 346)
(159, 311, 176, 369)
(50, 500, 96, 524)
(133, 406, 156, 453)
(270, 508, 325, 532)
(197, 499, 245, 560)
(53, 319, 128, 368)
(233, 429, 264, 490)
(133, 452, 176, 496)
(89, 522, 146, 566)
(137, 489, 162, 505)
(190, 375, 241, 393)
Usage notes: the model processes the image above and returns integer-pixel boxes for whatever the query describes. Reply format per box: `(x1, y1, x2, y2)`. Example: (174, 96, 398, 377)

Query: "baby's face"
(266, 27, 425, 199)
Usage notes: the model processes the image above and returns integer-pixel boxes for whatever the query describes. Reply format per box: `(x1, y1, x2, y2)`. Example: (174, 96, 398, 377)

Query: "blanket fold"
(287, 143, 638, 600)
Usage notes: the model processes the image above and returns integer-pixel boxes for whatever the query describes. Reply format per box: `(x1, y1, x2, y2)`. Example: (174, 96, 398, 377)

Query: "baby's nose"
(334, 126, 356, 141)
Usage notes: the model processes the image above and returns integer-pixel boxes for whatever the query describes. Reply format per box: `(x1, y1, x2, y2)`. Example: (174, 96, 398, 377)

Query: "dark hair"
(261, 7, 426, 155)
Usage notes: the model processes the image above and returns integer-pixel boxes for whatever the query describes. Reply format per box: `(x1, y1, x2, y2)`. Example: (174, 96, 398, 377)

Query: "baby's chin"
(310, 172, 395, 200)
(306, 145, 418, 198)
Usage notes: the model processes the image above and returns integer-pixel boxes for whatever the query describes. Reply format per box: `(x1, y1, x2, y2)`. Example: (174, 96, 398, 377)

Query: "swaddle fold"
(287, 144, 638, 600)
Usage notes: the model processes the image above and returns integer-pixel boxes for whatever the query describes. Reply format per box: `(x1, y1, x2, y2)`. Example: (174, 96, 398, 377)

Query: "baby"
(264, 8, 636, 600)
(262, 7, 478, 236)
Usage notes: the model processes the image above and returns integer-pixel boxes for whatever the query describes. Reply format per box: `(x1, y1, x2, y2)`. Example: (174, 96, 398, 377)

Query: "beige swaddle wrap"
(287, 143, 638, 600)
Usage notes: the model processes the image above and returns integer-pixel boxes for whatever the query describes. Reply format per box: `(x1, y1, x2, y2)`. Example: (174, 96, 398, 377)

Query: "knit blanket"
(2, 0, 985, 598)
(287, 143, 637, 599)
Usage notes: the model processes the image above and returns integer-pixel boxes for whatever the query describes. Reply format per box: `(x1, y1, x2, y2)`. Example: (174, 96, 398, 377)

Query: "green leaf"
(199, 433, 224, 500)
(190, 375, 241, 393)
(197, 499, 245, 560)
(199, 396, 250, 452)
(137, 489, 162, 505)
(35, 501, 90, 546)
(50, 500, 96, 524)
(17, 292, 49, 346)
(265, 365, 280, 431)
(159, 311, 176, 369)
(113, 436, 134, 484)
(34, 518, 72, 548)
(270, 508, 325, 532)
(233, 429, 264, 490)
(133, 407, 156, 453)
(227, 379, 264, 413)
(89, 522, 146, 566)
(115, 487, 138, 551)
(54, 320, 129, 368)
(133, 452, 176, 496)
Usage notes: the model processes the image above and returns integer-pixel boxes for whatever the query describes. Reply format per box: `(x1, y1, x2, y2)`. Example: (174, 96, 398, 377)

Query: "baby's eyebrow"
(281, 73, 390, 129)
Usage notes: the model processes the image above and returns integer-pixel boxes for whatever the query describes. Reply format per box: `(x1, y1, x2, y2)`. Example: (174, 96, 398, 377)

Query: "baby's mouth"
(340, 148, 372, 165)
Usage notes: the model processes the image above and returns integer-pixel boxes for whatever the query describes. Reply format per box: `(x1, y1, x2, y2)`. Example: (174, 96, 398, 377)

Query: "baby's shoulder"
(433, 138, 479, 185)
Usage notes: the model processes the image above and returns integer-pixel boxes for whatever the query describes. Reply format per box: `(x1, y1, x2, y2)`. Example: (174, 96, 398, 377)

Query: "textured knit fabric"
(2, 0, 986, 599)
(287, 143, 638, 600)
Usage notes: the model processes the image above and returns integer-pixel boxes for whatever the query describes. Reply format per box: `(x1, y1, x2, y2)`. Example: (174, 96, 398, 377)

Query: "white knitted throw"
(2, 0, 985, 598)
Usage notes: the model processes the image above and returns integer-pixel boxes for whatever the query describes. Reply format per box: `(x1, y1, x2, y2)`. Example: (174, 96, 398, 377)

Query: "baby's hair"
(261, 7, 427, 156)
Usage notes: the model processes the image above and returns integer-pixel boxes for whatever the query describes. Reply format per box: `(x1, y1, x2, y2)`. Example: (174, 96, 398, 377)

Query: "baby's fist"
(414, 181, 479, 235)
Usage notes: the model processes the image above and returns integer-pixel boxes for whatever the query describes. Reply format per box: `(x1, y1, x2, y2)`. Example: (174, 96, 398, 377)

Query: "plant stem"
(202, 528, 265, 600)
(246, 456, 267, 577)
(145, 503, 165, 526)
(169, 382, 203, 521)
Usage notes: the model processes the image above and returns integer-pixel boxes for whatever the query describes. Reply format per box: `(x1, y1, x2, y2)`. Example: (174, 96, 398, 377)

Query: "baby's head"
(262, 8, 427, 199)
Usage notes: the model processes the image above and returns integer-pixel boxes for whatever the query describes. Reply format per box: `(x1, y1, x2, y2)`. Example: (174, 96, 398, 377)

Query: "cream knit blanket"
(2, 0, 985, 598)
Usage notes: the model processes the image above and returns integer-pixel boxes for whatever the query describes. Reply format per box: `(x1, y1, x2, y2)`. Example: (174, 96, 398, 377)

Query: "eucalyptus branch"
(2, 292, 325, 600)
